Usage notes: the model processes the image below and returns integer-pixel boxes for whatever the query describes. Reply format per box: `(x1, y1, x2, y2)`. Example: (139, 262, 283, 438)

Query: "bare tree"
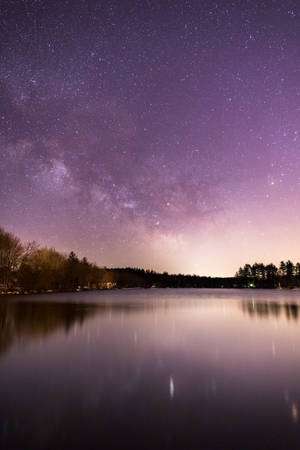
(0, 227, 24, 289)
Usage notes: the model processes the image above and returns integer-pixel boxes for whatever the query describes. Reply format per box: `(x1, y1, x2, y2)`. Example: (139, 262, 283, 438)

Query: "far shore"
(2, 285, 299, 297)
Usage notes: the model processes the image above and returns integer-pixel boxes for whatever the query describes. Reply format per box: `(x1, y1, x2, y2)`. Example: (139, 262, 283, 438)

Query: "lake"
(1, 288, 300, 449)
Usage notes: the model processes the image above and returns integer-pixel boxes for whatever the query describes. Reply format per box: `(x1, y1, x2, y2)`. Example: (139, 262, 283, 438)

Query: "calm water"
(1, 289, 300, 449)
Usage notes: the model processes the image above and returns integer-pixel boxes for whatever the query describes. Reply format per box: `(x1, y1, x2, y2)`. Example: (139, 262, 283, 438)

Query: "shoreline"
(1, 286, 294, 296)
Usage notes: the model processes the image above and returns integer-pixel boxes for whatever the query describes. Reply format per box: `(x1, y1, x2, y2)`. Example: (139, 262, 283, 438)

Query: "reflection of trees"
(241, 302, 300, 321)
(0, 300, 99, 357)
(0, 298, 167, 358)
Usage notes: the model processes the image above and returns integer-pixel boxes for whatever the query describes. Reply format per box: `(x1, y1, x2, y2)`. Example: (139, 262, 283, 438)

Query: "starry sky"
(1, 0, 300, 276)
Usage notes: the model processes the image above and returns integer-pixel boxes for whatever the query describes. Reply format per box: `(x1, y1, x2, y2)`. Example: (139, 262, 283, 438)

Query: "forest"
(0, 226, 299, 293)
(235, 261, 300, 288)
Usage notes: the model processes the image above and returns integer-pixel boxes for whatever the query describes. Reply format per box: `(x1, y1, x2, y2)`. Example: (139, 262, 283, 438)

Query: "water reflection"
(1, 290, 300, 449)
(169, 376, 175, 399)
(241, 301, 300, 320)
(291, 402, 299, 423)
(0, 297, 162, 358)
(0, 300, 100, 357)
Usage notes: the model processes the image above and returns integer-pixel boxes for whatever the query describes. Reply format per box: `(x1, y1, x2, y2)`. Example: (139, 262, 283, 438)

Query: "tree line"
(0, 227, 108, 293)
(0, 226, 236, 293)
(2, 225, 299, 293)
(235, 261, 300, 288)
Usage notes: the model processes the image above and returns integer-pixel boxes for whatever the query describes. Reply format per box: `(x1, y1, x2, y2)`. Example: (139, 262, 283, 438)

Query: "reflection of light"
(169, 376, 175, 399)
(271, 341, 276, 356)
(211, 379, 217, 395)
(292, 402, 299, 423)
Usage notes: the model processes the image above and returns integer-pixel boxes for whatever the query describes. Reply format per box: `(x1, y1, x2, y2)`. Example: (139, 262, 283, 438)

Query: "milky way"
(1, 0, 300, 276)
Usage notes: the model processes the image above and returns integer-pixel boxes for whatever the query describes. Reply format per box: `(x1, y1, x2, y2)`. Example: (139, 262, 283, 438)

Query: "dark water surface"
(1, 289, 300, 449)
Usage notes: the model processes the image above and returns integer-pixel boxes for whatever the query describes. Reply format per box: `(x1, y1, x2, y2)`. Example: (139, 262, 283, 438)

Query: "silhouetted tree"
(0, 227, 24, 289)
(279, 261, 286, 277)
(65, 251, 80, 289)
(251, 263, 260, 279)
(265, 264, 277, 279)
(286, 260, 294, 279)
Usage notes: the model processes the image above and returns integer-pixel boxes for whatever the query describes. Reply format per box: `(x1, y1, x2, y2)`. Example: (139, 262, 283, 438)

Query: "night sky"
(1, 0, 300, 276)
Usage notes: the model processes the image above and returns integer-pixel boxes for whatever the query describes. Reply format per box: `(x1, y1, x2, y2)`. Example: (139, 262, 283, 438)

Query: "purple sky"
(1, 0, 300, 276)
